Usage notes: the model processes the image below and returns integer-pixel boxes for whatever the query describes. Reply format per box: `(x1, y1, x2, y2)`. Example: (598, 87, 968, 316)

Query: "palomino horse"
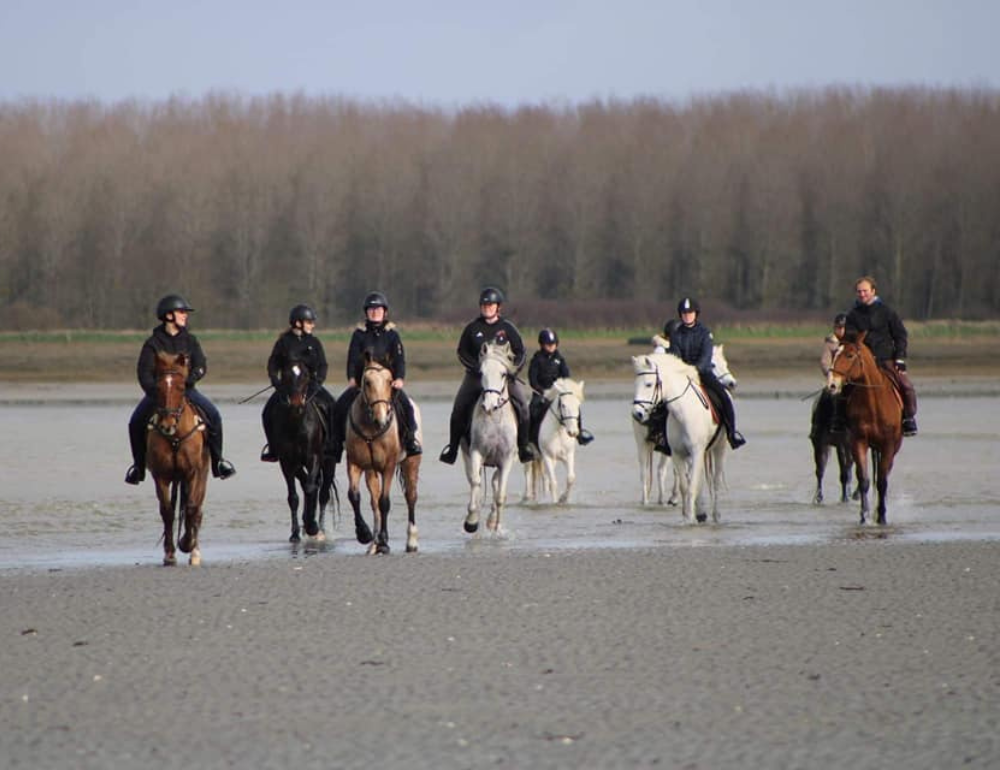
(523, 377, 585, 504)
(827, 332, 903, 525)
(345, 357, 421, 554)
(267, 360, 336, 542)
(809, 391, 855, 505)
(632, 344, 735, 507)
(631, 351, 728, 523)
(146, 352, 210, 566)
(462, 339, 518, 534)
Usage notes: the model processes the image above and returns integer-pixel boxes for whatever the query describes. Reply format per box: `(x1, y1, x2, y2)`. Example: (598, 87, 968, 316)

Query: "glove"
(895, 360, 906, 373)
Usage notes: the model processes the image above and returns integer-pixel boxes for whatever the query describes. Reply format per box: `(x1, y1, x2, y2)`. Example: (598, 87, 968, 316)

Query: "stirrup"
(902, 418, 918, 437)
(214, 459, 237, 479)
(124, 465, 145, 485)
(439, 444, 458, 465)
(404, 439, 423, 456)
(260, 444, 278, 462)
(518, 445, 537, 463)
(577, 430, 594, 446)
(728, 431, 747, 449)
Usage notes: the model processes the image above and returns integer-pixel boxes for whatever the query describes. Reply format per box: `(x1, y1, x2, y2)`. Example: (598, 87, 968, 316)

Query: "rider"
(815, 312, 848, 437)
(528, 328, 594, 446)
(330, 291, 422, 461)
(667, 297, 746, 450)
(124, 294, 236, 484)
(845, 275, 918, 436)
(260, 304, 337, 462)
(439, 286, 536, 465)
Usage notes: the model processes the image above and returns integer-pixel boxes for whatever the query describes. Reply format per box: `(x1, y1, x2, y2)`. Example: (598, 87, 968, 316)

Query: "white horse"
(632, 341, 735, 506)
(523, 377, 585, 504)
(631, 349, 731, 522)
(462, 340, 519, 535)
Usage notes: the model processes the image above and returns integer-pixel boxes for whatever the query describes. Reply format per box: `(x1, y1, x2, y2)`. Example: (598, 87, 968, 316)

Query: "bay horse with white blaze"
(345, 357, 421, 554)
(268, 360, 336, 542)
(146, 352, 210, 566)
(826, 332, 903, 525)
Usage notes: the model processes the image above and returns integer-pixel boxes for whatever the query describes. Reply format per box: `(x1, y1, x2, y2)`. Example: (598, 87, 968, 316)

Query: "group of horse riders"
(124, 274, 917, 486)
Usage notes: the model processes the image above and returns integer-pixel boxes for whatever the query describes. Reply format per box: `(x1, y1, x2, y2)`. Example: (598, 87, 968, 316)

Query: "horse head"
(631, 355, 661, 425)
(545, 378, 584, 437)
(361, 356, 395, 428)
(712, 344, 738, 391)
(479, 341, 514, 413)
(827, 332, 869, 395)
(154, 352, 190, 435)
(280, 360, 312, 410)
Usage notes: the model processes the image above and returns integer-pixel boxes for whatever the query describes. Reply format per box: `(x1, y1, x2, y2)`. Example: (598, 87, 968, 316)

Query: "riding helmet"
(677, 297, 700, 316)
(363, 291, 389, 311)
(156, 294, 195, 320)
(833, 312, 848, 327)
(289, 304, 317, 325)
(538, 328, 559, 345)
(479, 286, 505, 306)
(663, 318, 681, 337)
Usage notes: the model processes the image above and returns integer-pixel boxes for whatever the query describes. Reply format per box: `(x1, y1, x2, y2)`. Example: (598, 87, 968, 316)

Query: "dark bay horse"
(827, 332, 903, 525)
(147, 352, 210, 566)
(809, 392, 856, 505)
(268, 360, 336, 543)
(345, 358, 421, 554)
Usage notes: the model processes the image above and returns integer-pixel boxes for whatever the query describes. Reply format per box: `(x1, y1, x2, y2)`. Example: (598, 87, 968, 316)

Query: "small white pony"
(462, 340, 519, 535)
(523, 377, 585, 504)
(632, 341, 735, 507)
(631, 347, 732, 522)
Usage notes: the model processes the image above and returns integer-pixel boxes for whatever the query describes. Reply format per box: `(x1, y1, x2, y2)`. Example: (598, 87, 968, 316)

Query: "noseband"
(633, 362, 705, 420)
(480, 357, 511, 411)
(153, 369, 203, 447)
(550, 389, 580, 429)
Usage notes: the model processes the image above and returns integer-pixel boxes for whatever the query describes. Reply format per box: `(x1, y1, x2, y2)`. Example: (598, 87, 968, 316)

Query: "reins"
(348, 365, 396, 460)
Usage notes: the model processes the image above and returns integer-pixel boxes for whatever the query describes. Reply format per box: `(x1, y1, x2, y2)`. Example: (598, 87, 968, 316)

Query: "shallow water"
(1, 385, 998, 570)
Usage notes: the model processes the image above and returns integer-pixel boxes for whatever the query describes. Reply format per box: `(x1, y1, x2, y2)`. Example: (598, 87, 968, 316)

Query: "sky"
(1, 0, 998, 108)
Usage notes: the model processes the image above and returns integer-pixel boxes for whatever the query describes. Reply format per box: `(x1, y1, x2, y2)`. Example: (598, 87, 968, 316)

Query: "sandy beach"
(2, 541, 998, 769)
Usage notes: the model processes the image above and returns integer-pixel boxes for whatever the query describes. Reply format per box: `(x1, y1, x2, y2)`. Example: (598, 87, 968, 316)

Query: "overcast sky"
(2, 0, 997, 107)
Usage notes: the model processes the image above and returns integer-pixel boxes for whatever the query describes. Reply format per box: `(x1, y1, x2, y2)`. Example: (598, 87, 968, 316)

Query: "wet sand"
(2, 541, 998, 769)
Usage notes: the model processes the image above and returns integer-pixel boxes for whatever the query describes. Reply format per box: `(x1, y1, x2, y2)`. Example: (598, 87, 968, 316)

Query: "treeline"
(1, 87, 998, 330)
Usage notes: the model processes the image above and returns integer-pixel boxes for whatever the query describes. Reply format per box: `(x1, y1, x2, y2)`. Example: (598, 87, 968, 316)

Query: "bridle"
(831, 344, 882, 389)
(479, 354, 512, 411)
(548, 388, 581, 432)
(153, 368, 203, 449)
(632, 361, 704, 422)
(349, 365, 396, 444)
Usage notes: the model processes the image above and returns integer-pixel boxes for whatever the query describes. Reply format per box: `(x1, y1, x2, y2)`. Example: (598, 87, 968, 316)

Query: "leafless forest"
(1, 87, 998, 330)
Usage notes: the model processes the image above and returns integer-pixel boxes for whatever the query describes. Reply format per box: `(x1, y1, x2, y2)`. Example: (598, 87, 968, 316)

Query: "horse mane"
(544, 377, 584, 403)
(632, 351, 698, 381)
(480, 340, 517, 374)
(155, 351, 190, 380)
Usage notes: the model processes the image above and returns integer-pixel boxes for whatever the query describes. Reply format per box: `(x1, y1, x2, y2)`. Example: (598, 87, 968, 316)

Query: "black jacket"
(846, 298, 908, 361)
(457, 317, 526, 373)
(346, 321, 406, 382)
(137, 325, 207, 397)
(667, 320, 714, 374)
(528, 349, 571, 393)
(267, 330, 329, 388)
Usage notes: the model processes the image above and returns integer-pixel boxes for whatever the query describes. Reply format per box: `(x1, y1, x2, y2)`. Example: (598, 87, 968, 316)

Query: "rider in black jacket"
(439, 286, 536, 464)
(260, 304, 337, 461)
(125, 295, 236, 484)
(845, 275, 918, 436)
(528, 328, 593, 445)
(330, 292, 422, 461)
(667, 297, 746, 450)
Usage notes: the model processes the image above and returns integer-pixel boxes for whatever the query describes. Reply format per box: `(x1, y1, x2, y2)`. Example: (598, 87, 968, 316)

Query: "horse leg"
(185, 473, 207, 566)
(560, 446, 576, 505)
(688, 450, 707, 524)
(812, 437, 829, 505)
(542, 453, 559, 504)
(852, 442, 871, 525)
(157, 479, 177, 566)
(874, 448, 891, 526)
(301, 462, 320, 539)
(836, 441, 853, 504)
(348, 464, 372, 545)
(634, 424, 652, 505)
(284, 466, 302, 543)
(488, 463, 513, 533)
(367, 468, 391, 555)
(401, 456, 420, 553)
(464, 453, 483, 534)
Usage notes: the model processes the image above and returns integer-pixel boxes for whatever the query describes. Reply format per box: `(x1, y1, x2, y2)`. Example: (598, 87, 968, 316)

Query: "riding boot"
(899, 371, 918, 436)
(208, 427, 237, 479)
(439, 407, 465, 465)
(720, 394, 746, 449)
(260, 395, 278, 462)
(125, 415, 148, 484)
(395, 392, 422, 456)
(577, 412, 594, 445)
(517, 419, 537, 463)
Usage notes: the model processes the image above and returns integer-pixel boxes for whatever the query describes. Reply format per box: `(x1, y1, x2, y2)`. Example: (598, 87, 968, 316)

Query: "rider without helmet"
(289, 304, 317, 326)
(677, 297, 700, 317)
(538, 328, 558, 346)
(479, 286, 505, 306)
(156, 294, 195, 321)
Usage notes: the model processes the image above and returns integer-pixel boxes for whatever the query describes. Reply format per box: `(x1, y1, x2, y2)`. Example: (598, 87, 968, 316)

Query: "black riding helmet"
(156, 294, 195, 321)
(289, 304, 317, 325)
(538, 328, 559, 345)
(677, 297, 700, 316)
(833, 312, 848, 327)
(479, 286, 505, 305)
(663, 319, 681, 337)
(364, 291, 389, 311)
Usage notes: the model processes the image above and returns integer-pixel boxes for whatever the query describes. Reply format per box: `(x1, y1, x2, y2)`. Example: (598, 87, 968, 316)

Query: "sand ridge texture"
(2, 542, 998, 769)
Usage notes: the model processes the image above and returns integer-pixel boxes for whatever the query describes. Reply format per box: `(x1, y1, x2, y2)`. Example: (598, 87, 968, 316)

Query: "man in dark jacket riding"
(125, 294, 236, 484)
(439, 286, 536, 465)
(845, 275, 918, 436)
(260, 304, 338, 461)
(667, 297, 746, 450)
(329, 291, 422, 461)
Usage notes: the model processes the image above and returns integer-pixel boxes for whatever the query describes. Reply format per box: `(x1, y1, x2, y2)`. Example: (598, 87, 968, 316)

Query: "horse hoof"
(406, 544, 418, 553)
(178, 532, 192, 553)
(377, 543, 391, 555)
(464, 520, 479, 534)
(696, 513, 707, 523)
(163, 554, 177, 567)
(289, 532, 301, 543)
(314, 531, 327, 542)
(356, 528, 373, 545)
(305, 522, 319, 537)
(190, 550, 201, 566)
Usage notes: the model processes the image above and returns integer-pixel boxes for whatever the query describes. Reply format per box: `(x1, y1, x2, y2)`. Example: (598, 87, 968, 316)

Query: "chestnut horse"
(268, 360, 336, 543)
(146, 352, 210, 565)
(345, 358, 421, 554)
(826, 332, 903, 525)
